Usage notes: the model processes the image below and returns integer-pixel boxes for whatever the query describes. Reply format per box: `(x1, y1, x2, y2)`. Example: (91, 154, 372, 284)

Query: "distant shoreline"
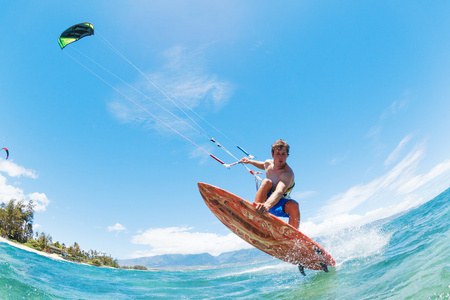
(0, 236, 160, 271)
(0, 236, 95, 267)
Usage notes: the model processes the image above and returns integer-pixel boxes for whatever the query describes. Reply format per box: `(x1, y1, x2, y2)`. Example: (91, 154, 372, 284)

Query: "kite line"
(58, 22, 262, 183)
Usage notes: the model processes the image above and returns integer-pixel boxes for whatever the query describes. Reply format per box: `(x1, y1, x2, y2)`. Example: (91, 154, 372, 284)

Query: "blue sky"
(2, 1, 450, 259)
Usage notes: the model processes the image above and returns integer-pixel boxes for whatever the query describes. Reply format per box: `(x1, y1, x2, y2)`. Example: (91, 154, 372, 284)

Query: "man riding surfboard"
(240, 139, 300, 228)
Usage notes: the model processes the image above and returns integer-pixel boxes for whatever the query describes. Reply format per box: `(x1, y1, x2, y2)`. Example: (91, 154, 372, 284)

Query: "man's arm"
(265, 178, 289, 208)
(254, 173, 292, 215)
(239, 157, 265, 170)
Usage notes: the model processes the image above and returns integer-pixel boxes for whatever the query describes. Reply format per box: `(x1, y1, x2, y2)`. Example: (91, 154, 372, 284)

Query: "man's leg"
(284, 200, 300, 229)
(255, 179, 272, 204)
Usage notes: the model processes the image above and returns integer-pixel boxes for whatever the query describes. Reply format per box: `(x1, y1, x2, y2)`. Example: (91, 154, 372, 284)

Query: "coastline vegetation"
(0, 199, 148, 270)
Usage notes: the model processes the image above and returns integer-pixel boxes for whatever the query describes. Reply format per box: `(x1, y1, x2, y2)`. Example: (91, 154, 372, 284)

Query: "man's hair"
(271, 139, 290, 155)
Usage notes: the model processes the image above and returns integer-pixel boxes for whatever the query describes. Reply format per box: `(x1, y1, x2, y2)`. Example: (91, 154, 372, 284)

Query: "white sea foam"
(318, 227, 392, 267)
(213, 261, 287, 279)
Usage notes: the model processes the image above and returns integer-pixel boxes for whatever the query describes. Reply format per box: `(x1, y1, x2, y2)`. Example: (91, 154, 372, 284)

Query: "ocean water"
(1, 188, 449, 299)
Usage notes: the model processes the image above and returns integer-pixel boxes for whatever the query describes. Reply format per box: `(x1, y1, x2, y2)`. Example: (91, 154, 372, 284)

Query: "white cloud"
(380, 98, 408, 121)
(309, 141, 450, 236)
(129, 226, 251, 258)
(319, 144, 425, 219)
(0, 174, 25, 203)
(33, 224, 41, 232)
(291, 190, 317, 200)
(395, 159, 450, 195)
(108, 223, 126, 233)
(108, 45, 234, 138)
(302, 198, 422, 238)
(188, 143, 216, 165)
(0, 159, 37, 178)
(384, 134, 413, 166)
(366, 97, 410, 152)
(0, 160, 50, 211)
(330, 153, 348, 166)
(28, 192, 50, 212)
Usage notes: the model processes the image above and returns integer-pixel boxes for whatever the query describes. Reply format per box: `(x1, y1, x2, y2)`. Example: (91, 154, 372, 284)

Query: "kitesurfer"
(240, 139, 300, 228)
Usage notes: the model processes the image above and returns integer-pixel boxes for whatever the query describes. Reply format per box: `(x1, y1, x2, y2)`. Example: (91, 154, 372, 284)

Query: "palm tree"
(37, 232, 52, 252)
(0, 200, 33, 243)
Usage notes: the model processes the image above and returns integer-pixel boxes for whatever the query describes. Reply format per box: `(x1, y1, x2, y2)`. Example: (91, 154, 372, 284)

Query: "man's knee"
(259, 179, 273, 194)
(284, 200, 299, 215)
(260, 178, 273, 189)
(255, 179, 273, 203)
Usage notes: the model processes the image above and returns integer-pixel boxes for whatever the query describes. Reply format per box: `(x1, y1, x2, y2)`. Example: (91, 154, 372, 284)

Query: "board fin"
(298, 264, 306, 276)
(319, 262, 329, 272)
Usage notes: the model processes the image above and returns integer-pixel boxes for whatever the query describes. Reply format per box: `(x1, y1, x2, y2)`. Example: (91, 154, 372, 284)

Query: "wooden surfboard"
(198, 182, 335, 273)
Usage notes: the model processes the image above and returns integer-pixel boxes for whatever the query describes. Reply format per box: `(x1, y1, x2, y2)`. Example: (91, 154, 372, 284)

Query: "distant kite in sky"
(58, 22, 94, 49)
(1, 148, 9, 159)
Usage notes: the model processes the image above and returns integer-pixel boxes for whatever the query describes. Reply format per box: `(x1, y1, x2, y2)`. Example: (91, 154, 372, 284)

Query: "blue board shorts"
(265, 188, 297, 218)
(268, 197, 292, 218)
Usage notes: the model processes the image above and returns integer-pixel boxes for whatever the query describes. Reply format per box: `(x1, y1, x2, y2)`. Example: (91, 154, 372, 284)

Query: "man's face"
(272, 148, 289, 166)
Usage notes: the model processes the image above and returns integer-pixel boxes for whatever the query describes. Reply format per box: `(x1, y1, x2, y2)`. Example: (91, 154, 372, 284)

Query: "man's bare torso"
(265, 159, 294, 192)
